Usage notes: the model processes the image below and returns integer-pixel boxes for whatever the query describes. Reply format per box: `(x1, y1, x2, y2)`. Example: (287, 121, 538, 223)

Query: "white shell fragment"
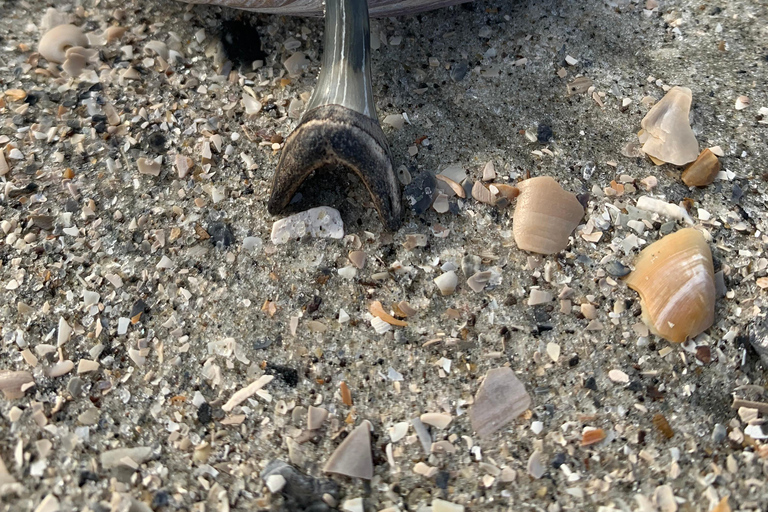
(39, 24, 88, 63)
(0, 370, 35, 399)
(434, 271, 458, 296)
(420, 412, 453, 429)
(470, 367, 531, 438)
(271, 207, 344, 244)
(467, 271, 492, 292)
(221, 375, 274, 412)
(639, 86, 699, 165)
(100, 446, 153, 469)
(527, 450, 546, 479)
(323, 421, 374, 480)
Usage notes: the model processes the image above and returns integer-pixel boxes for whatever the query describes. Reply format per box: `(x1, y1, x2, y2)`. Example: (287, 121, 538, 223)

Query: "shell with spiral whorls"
(178, 0, 473, 17)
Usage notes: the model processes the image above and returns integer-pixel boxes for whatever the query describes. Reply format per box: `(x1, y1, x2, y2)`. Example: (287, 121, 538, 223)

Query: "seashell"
(580, 428, 606, 446)
(38, 24, 88, 64)
(0, 370, 35, 399)
(624, 228, 715, 343)
(471, 181, 496, 205)
(323, 421, 373, 480)
(513, 176, 584, 255)
(681, 148, 720, 187)
(493, 184, 519, 202)
(435, 174, 465, 198)
(370, 301, 407, 327)
(482, 161, 496, 181)
(395, 301, 417, 317)
(433, 271, 458, 296)
(652, 413, 674, 439)
(639, 86, 699, 166)
(470, 367, 531, 438)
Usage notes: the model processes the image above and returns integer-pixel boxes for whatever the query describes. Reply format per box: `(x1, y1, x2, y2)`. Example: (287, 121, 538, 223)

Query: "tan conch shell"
(512, 176, 584, 255)
(624, 228, 715, 343)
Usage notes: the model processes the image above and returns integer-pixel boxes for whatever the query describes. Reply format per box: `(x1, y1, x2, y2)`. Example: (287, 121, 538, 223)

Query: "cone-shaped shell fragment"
(323, 420, 374, 480)
(640, 86, 699, 166)
(625, 228, 715, 343)
(513, 177, 584, 255)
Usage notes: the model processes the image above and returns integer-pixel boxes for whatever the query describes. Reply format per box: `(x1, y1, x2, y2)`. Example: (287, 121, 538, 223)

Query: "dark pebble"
(435, 470, 450, 489)
(78, 470, 99, 486)
(627, 380, 643, 392)
(148, 132, 167, 153)
(585, 376, 597, 391)
(152, 491, 170, 508)
(403, 172, 438, 215)
(605, 260, 631, 277)
(130, 299, 148, 321)
(208, 222, 235, 249)
(551, 452, 566, 469)
(212, 407, 225, 421)
(568, 355, 580, 367)
(266, 363, 299, 387)
(537, 123, 553, 143)
(197, 402, 212, 424)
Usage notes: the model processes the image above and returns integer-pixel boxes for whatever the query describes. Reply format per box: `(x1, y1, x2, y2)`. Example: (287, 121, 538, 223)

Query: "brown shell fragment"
(681, 148, 720, 187)
(435, 174, 466, 198)
(652, 413, 674, 439)
(580, 428, 606, 446)
(624, 228, 715, 343)
(370, 301, 408, 327)
(494, 184, 519, 202)
(513, 177, 585, 255)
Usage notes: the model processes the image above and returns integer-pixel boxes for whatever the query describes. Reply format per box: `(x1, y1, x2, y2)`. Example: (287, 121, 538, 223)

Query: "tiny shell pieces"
(513, 177, 584, 255)
(624, 228, 715, 343)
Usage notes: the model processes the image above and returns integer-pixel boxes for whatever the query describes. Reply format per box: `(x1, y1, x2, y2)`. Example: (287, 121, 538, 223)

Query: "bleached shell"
(38, 24, 88, 64)
(512, 177, 584, 255)
(624, 228, 715, 343)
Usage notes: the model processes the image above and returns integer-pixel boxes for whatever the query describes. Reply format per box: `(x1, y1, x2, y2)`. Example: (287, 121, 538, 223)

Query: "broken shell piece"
(513, 177, 584, 255)
(370, 301, 407, 327)
(137, 157, 161, 176)
(467, 271, 492, 293)
(580, 428, 606, 446)
(494, 184, 519, 202)
(639, 86, 699, 166)
(307, 406, 329, 430)
(470, 367, 531, 438)
(396, 301, 417, 318)
(734, 95, 750, 110)
(624, 228, 715, 343)
(681, 148, 720, 187)
(348, 250, 366, 269)
(434, 271, 458, 296)
(39, 24, 88, 63)
(435, 174, 466, 198)
(323, 421, 374, 480)
(420, 412, 452, 429)
(0, 370, 35, 399)
(482, 161, 496, 181)
(471, 181, 496, 205)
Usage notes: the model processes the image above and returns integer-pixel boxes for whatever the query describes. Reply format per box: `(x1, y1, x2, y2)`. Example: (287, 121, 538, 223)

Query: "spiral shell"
(512, 176, 584, 255)
(624, 228, 715, 343)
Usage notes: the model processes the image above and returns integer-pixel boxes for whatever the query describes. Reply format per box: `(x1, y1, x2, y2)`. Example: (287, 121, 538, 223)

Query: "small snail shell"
(39, 24, 88, 64)
(624, 228, 715, 343)
(512, 176, 584, 255)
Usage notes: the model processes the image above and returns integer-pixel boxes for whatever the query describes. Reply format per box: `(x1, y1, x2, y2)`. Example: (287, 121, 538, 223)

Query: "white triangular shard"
(639, 86, 699, 165)
(323, 421, 374, 480)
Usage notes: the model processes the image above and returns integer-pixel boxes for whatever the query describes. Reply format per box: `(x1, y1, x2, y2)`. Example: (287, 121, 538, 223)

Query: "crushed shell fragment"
(639, 86, 699, 166)
(513, 177, 584, 255)
(681, 148, 720, 187)
(624, 228, 715, 343)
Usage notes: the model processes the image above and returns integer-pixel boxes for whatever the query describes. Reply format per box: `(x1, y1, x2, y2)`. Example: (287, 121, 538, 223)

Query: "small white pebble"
(265, 474, 286, 493)
(608, 369, 629, 383)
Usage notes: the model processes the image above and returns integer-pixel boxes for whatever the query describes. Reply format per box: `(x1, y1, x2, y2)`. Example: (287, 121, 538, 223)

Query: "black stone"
(78, 470, 99, 486)
(403, 171, 438, 215)
(266, 363, 299, 387)
(435, 471, 450, 489)
(551, 452, 566, 469)
(537, 123, 553, 143)
(148, 132, 167, 153)
(208, 222, 235, 249)
(197, 402, 212, 424)
(220, 18, 266, 67)
(568, 355, 580, 367)
(585, 376, 597, 391)
(130, 299, 148, 321)
(152, 491, 170, 508)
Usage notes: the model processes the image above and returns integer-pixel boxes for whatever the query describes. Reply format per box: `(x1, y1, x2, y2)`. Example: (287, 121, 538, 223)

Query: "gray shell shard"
(178, 0, 473, 17)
